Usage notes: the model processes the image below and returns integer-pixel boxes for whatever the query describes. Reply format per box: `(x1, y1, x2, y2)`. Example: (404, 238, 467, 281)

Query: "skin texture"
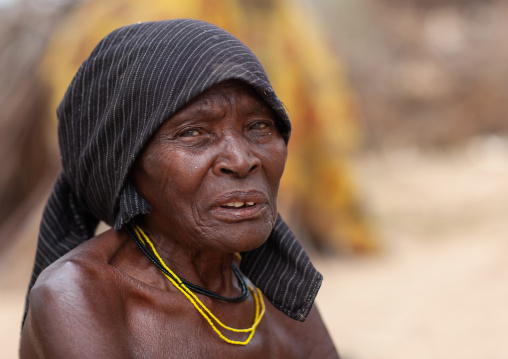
(20, 81, 339, 358)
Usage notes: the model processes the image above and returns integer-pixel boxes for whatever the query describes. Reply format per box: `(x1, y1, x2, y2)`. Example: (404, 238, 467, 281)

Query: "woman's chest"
(123, 305, 305, 359)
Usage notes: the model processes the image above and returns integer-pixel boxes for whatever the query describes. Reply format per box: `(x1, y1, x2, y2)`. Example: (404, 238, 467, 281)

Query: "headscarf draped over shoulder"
(26, 19, 322, 323)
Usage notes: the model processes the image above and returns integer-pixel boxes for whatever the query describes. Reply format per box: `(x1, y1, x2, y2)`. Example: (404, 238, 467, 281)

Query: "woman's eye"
(252, 123, 267, 130)
(250, 121, 272, 131)
(180, 129, 201, 137)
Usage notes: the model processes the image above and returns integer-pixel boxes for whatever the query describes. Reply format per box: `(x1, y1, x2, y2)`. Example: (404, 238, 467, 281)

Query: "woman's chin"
(205, 224, 273, 254)
(235, 235, 269, 252)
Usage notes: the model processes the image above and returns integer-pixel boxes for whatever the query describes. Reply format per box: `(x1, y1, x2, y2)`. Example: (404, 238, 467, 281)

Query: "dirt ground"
(1, 137, 507, 359)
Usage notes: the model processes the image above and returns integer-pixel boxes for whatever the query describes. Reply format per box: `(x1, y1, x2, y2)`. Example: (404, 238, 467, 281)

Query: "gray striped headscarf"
(26, 19, 322, 323)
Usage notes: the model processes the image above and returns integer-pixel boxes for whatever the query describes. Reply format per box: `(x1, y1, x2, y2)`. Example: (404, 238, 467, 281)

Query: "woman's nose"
(212, 132, 261, 177)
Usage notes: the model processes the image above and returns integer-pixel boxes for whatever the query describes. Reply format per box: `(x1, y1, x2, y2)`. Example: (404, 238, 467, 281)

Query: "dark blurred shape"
(0, 5, 55, 250)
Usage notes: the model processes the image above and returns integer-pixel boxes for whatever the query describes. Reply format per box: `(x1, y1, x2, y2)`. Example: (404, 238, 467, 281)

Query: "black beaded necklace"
(125, 224, 249, 303)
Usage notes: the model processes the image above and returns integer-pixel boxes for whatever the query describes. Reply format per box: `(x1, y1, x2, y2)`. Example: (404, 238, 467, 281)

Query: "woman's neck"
(133, 221, 240, 297)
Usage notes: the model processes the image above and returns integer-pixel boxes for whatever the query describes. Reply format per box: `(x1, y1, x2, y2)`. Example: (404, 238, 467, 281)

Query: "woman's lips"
(211, 191, 269, 221)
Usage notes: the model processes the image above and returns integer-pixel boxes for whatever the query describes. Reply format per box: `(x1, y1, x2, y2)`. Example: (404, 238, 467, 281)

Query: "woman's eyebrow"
(171, 104, 222, 122)
(239, 100, 275, 116)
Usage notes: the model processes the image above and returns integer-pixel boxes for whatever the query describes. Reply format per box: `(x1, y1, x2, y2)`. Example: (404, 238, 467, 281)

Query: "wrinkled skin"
(132, 81, 286, 257)
(20, 81, 339, 358)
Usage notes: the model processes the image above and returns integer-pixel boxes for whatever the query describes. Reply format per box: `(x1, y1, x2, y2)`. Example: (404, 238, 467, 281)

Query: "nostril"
(220, 165, 257, 176)
(220, 168, 238, 175)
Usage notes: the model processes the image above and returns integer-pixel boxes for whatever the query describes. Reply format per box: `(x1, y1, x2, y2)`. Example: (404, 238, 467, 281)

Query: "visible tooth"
(246, 202, 255, 206)
(224, 202, 244, 207)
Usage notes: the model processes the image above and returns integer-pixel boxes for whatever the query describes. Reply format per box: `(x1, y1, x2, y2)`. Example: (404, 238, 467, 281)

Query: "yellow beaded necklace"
(133, 225, 266, 345)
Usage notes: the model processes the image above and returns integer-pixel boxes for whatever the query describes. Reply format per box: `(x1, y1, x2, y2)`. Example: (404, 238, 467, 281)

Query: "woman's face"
(132, 81, 287, 253)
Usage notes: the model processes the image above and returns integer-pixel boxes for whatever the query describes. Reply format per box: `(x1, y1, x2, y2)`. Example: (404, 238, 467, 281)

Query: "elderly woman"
(20, 19, 339, 358)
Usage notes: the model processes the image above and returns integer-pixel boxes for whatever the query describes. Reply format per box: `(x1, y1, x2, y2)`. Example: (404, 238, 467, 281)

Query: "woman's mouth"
(213, 202, 267, 221)
(212, 192, 269, 221)
(221, 201, 256, 208)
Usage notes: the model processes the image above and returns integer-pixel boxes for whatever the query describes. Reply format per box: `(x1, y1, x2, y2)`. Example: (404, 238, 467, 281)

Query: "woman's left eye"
(251, 122, 267, 130)
(249, 121, 272, 131)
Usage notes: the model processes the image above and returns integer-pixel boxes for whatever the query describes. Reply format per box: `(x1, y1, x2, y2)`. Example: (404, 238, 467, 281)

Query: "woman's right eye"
(179, 129, 201, 138)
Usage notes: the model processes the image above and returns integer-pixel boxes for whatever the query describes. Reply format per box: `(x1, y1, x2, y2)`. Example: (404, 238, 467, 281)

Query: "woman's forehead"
(193, 80, 268, 104)
(167, 80, 276, 120)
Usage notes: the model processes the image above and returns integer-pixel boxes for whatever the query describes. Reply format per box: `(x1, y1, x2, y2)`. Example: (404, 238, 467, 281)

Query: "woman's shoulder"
(21, 230, 134, 358)
(260, 302, 340, 358)
(31, 229, 126, 294)
(27, 229, 128, 318)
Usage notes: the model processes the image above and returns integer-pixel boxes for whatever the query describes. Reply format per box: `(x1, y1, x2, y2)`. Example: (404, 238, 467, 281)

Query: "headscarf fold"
(25, 19, 322, 323)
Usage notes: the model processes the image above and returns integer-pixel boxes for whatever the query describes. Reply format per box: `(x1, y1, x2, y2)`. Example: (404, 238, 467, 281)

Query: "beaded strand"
(131, 225, 266, 345)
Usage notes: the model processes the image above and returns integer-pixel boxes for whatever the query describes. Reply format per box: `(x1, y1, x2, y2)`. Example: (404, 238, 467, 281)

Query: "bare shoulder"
(20, 230, 132, 359)
(296, 304, 340, 358)
(262, 302, 340, 358)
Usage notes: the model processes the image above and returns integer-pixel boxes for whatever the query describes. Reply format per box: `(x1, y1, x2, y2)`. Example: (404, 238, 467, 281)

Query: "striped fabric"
(25, 19, 322, 323)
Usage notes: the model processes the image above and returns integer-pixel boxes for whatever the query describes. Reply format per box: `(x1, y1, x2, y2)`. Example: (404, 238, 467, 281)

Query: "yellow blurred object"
(41, 0, 377, 253)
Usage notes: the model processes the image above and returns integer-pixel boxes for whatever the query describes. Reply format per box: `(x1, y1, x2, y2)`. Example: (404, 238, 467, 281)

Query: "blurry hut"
(0, 3, 67, 254)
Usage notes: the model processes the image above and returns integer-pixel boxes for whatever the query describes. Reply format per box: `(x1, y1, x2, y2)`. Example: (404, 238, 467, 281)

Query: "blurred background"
(1, 0, 507, 358)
